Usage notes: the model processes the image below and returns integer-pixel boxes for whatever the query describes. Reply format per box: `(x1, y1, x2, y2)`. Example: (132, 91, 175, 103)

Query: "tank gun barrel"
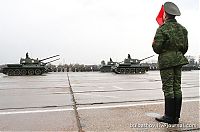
(39, 55, 60, 62)
(43, 58, 60, 65)
(42, 58, 60, 66)
(139, 55, 155, 62)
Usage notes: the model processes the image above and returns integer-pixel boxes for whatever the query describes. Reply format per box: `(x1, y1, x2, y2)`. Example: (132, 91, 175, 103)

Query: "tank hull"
(2, 65, 46, 76)
(182, 64, 200, 71)
(112, 64, 149, 74)
(110, 54, 154, 74)
(2, 53, 59, 76)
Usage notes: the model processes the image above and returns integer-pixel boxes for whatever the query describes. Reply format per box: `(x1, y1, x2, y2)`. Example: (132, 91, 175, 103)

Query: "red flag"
(156, 5, 164, 26)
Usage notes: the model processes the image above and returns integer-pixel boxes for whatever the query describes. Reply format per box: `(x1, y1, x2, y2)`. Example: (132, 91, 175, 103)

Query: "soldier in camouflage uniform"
(152, 2, 188, 124)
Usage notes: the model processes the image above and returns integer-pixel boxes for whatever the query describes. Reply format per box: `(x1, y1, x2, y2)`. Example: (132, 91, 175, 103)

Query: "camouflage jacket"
(152, 19, 189, 70)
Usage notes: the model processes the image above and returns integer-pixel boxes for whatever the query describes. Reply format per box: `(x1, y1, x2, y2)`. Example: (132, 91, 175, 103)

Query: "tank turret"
(20, 54, 59, 65)
(100, 58, 117, 72)
(2, 53, 60, 76)
(112, 54, 154, 74)
(124, 55, 154, 65)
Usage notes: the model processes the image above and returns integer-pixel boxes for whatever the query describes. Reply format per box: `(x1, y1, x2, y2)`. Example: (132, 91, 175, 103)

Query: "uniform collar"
(165, 18, 177, 23)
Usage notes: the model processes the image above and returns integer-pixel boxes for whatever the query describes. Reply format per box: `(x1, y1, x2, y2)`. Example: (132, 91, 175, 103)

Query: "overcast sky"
(0, 0, 199, 65)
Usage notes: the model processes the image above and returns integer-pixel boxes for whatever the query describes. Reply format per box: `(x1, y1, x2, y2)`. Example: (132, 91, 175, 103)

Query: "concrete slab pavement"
(0, 71, 199, 131)
(78, 101, 199, 131)
(0, 110, 78, 131)
(0, 72, 78, 131)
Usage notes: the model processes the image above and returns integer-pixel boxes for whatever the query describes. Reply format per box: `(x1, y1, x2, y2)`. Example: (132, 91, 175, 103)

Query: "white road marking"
(0, 99, 198, 115)
(0, 108, 73, 115)
(76, 93, 118, 99)
(78, 101, 165, 110)
(112, 86, 124, 90)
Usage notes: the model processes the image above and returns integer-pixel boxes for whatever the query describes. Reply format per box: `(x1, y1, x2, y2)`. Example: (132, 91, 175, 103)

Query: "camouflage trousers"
(160, 66, 182, 98)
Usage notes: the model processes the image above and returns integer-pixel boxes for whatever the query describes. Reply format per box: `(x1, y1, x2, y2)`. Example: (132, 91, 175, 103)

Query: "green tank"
(100, 58, 117, 72)
(112, 54, 154, 74)
(182, 64, 200, 71)
(2, 53, 60, 76)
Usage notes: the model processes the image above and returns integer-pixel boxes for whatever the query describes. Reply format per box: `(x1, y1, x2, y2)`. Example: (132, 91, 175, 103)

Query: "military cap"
(164, 2, 181, 16)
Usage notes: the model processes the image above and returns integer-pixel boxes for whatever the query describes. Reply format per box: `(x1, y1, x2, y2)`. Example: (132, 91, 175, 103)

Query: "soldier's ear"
(163, 12, 166, 22)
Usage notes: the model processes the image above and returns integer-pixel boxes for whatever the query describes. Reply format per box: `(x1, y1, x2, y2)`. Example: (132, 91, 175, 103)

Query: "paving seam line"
(67, 73, 83, 132)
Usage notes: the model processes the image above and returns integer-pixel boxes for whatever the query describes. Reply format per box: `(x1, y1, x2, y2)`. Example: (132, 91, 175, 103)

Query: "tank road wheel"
(140, 68, 145, 74)
(137, 68, 142, 74)
(20, 69, 27, 76)
(14, 69, 20, 76)
(130, 68, 135, 74)
(125, 68, 130, 74)
(135, 68, 140, 74)
(8, 69, 14, 76)
(120, 68, 125, 74)
(35, 69, 42, 75)
(28, 69, 34, 75)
